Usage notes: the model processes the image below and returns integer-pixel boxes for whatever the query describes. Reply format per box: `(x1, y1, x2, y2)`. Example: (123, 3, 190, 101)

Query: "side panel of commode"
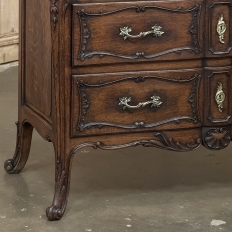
(22, 0, 52, 123)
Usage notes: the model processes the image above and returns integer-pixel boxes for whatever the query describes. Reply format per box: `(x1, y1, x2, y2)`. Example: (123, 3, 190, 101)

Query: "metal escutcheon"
(215, 82, 225, 112)
(217, 14, 226, 44)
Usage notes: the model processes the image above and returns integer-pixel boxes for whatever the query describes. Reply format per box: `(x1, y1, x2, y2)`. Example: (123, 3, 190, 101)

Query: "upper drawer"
(72, 0, 204, 66)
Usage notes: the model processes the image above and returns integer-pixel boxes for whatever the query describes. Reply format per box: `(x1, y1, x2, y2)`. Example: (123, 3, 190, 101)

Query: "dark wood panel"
(72, 0, 204, 66)
(206, 0, 232, 56)
(204, 67, 232, 125)
(24, 0, 52, 120)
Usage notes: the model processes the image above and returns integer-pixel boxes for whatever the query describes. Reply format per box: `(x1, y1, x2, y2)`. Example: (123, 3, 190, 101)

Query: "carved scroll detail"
(4, 122, 21, 173)
(70, 133, 201, 155)
(51, 0, 59, 28)
(46, 159, 67, 220)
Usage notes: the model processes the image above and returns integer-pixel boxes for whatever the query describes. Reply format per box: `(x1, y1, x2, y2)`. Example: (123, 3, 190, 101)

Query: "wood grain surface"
(4, 0, 232, 221)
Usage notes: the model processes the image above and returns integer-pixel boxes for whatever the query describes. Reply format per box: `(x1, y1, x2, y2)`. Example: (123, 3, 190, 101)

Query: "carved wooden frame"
(74, 74, 201, 133)
(75, 4, 202, 62)
(209, 2, 232, 55)
(207, 71, 232, 123)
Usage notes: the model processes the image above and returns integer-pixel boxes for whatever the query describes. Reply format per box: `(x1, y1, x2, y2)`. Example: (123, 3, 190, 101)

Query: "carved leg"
(46, 149, 73, 221)
(4, 121, 33, 174)
(46, 143, 98, 220)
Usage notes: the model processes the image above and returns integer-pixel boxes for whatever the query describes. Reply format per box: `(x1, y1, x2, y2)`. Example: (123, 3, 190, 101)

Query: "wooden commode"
(4, 0, 232, 220)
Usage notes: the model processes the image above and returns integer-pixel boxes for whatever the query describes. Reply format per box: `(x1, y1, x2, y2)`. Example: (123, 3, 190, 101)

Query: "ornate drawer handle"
(119, 25, 164, 40)
(215, 82, 225, 112)
(217, 14, 226, 44)
(119, 95, 163, 110)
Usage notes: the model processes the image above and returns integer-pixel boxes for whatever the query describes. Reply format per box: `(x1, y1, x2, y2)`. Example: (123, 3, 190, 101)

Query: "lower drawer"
(71, 69, 203, 137)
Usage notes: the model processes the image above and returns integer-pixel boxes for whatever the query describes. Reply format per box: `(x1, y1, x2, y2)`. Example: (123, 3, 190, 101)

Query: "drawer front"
(72, 0, 204, 66)
(204, 67, 232, 125)
(206, 0, 232, 56)
(71, 69, 203, 137)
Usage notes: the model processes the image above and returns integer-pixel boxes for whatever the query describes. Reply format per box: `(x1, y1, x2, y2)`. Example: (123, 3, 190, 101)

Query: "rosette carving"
(203, 128, 230, 150)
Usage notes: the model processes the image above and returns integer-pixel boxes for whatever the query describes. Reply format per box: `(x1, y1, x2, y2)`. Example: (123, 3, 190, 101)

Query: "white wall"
(0, 0, 19, 64)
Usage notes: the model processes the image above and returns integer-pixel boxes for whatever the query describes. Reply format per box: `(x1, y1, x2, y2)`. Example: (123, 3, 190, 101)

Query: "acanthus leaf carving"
(46, 159, 67, 220)
(70, 132, 201, 156)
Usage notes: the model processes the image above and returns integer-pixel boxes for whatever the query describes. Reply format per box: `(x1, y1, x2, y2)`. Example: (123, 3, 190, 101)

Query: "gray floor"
(1, 65, 232, 232)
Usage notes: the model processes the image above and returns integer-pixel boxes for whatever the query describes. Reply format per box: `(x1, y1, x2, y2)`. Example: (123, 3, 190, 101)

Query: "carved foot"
(4, 159, 15, 173)
(46, 159, 70, 221)
(46, 205, 64, 221)
(4, 122, 33, 174)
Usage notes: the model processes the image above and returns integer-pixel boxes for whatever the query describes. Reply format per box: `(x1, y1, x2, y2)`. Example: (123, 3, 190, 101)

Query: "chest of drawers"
(4, 0, 232, 220)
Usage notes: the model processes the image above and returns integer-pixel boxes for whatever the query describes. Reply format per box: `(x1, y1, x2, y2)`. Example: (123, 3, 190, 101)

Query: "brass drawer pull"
(119, 95, 163, 110)
(215, 82, 225, 112)
(119, 25, 164, 40)
(217, 14, 226, 44)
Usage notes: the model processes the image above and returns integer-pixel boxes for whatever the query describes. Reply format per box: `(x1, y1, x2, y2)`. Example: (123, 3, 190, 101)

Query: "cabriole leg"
(46, 143, 101, 220)
(4, 121, 33, 174)
(46, 148, 73, 221)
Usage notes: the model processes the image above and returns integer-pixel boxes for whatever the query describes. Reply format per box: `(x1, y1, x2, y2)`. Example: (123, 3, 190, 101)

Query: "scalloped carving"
(203, 128, 230, 150)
